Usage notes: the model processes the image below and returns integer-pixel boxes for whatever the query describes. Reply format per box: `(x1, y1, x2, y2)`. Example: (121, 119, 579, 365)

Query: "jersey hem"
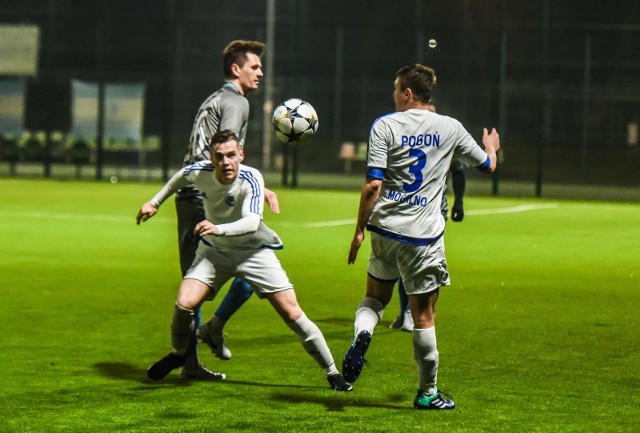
(366, 224, 444, 246)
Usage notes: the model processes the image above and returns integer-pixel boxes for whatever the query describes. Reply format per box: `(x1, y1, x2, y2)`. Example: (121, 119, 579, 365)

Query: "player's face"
(393, 78, 410, 112)
(211, 139, 244, 184)
(235, 52, 263, 94)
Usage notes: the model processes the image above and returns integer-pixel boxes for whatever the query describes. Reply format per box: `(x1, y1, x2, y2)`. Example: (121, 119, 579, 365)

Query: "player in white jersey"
(137, 131, 352, 391)
(174, 40, 280, 379)
(390, 99, 466, 332)
(342, 64, 500, 409)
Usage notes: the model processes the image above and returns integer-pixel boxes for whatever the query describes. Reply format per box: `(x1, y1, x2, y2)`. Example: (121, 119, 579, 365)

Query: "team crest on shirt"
(225, 195, 235, 206)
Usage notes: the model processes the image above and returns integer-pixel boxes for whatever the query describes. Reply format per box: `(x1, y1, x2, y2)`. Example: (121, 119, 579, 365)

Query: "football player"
(343, 64, 500, 409)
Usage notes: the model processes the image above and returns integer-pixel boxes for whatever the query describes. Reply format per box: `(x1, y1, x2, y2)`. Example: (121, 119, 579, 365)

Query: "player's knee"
(266, 288, 301, 321)
(176, 296, 196, 310)
(176, 281, 208, 309)
(277, 302, 302, 323)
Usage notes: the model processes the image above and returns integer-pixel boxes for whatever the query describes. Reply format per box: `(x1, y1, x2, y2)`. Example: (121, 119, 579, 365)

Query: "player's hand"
(264, 188, 280, 214)
(136, 202, 158, 225)
(451, 203, 464, 222)
(483, 128, 500, 153)
(348, 230, 365, 265)
(194, 220, 220, 237)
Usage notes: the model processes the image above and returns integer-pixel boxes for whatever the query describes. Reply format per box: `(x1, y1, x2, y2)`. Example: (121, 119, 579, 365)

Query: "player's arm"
(136, 169, 189, 225)
(194, 213, 260, 237)
(348, 172, 382, 265)
(264, 188, 280, 214)
(348, 119, 388, 264)
(136, 202, 159, 224)
(450, 161, 466, 222)
(453, 123, 500, 174)
(480, 128, 500, 172)
(199, 170, 263, 237)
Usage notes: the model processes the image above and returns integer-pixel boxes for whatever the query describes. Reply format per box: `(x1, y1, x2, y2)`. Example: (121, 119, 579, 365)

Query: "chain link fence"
(1, 0, 639, 200)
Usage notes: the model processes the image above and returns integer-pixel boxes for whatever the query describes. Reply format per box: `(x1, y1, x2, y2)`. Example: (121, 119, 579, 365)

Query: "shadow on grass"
(93, 361, 190, 388)
(94, 362, 324, 392)
(94, 361, 147, 382)
(93, 362, 412, 412)
(313, 317, 355, 326)
(271, 391, 411, 412)
(223, 378, 321, 391)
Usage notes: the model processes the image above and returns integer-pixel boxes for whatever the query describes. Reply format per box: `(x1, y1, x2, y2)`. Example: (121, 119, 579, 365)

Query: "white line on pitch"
(0, 210, 174, 224)
(465, 203, 558, 215)
(1, 203, 558, 227)
(279, 219, 356, 228)
(281, 203, 559, 228)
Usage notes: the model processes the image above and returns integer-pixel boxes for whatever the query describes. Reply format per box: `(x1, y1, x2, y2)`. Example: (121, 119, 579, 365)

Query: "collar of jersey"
(223, 81, 241, 94)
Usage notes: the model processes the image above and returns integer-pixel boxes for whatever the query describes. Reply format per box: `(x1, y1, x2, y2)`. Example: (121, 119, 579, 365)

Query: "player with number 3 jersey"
(366, 108, 488, 242)
(343, 64, 500, 410)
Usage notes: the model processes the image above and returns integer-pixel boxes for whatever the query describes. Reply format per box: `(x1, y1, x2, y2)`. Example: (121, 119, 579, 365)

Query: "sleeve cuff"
(475, 155, 491, 172)
(366, 167, 385, 180)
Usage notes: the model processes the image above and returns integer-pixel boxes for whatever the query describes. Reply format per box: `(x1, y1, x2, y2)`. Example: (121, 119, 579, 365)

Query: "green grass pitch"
(1, 177, 639, 432)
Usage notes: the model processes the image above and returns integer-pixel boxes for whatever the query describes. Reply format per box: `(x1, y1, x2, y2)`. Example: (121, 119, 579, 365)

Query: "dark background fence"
(1, 0, 639, 199)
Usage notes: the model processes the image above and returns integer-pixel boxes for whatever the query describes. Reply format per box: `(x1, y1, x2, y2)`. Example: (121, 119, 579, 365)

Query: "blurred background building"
(1, 0, 639, 197)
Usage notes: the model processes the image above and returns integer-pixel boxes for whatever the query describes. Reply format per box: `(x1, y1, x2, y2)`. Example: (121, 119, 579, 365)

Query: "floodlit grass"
(0, 177, 639, 432)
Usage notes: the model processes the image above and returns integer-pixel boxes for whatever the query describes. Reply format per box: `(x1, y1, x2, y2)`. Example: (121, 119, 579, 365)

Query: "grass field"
(1, 177, 639, 432)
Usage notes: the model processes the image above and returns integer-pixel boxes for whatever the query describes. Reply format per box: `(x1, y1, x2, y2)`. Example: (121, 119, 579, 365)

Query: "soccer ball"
(272, 98, 319, 143)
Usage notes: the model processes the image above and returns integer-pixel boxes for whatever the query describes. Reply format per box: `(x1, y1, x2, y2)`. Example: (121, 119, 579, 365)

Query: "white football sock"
(413, 326, 439, 395)
(354, 297, 385, 337)
(287, 313, 339, 376)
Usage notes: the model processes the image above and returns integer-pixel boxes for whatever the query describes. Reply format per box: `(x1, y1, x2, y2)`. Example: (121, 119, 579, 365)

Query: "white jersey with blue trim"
(366, 108, 489, 243)
(153, 161, 283, 250)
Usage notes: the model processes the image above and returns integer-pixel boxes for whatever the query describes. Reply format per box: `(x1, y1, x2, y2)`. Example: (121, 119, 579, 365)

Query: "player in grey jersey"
(342, 64, 500, 409)
(137, 131, 352, 391)
(174, 40, 279, 380)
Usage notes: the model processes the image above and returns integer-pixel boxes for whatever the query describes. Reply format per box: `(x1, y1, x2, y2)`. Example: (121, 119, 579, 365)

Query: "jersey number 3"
(403, 148, 427, 193)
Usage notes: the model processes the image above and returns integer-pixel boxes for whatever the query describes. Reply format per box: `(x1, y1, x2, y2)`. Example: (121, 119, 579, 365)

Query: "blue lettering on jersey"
(388, 190, 428, 207)
(401, 133, 441, 148)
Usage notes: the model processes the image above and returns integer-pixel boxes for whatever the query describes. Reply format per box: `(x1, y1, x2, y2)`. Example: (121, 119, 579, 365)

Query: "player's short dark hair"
(396, 64, 437, 103)
(223, 40, 265, 78)
(210, 130, 240, 148)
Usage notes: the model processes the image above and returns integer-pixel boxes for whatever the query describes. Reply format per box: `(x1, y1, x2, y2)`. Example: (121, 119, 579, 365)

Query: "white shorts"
(185, 242, 293, 299)
(367, 232, 450, 295)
